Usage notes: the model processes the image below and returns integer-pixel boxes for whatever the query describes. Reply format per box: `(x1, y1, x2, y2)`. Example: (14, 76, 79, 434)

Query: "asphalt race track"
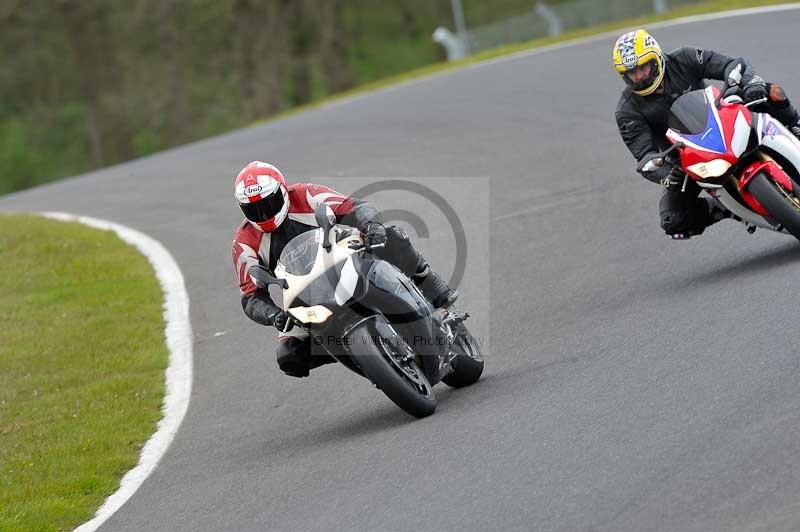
(4, 8, 800, 532)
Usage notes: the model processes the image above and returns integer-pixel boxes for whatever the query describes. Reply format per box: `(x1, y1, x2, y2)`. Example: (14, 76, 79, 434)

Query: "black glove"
(364, 222, 387, 250)
(743, 76, 768, 102)
(638, 153, 680, 185)
(659, 168, 685, 190)
(267, 308, 289, 331)
(724, 58, 747, 86)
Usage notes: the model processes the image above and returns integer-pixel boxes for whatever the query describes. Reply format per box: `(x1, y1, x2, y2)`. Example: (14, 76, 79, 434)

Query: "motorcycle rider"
(231, 161, 459, 378)
(613, 29, 800, 238)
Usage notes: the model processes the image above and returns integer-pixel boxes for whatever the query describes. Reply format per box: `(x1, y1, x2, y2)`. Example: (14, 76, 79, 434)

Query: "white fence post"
(535, 2, 564, 37)
(451, 0, 468, 38)
(433, 27, 467, 61)
(653, 0, 669, 13)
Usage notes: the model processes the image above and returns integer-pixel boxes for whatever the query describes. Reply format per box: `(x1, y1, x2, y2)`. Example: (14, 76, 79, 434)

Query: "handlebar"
(744, 96, 768, 108)
(347, 239, 384, 251)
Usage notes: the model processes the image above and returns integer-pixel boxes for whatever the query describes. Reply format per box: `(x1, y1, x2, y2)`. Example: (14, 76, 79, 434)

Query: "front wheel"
(442, 324, 484, 388)
(747, 172, 800, 240)
(348, 323, 436, 418)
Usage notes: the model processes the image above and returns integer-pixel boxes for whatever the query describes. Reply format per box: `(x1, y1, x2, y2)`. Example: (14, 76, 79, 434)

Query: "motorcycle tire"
(349, 323, 437, 418)
(747, 172, 800, 241)
(442, 323, 484, 388)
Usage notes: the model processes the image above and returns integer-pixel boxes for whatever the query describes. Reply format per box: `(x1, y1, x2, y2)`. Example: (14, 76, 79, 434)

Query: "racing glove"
(743, 76, 768, 102)
(637, 153, 681, 185)
(267, 308, 289, 331)
(242, 294, 288, 331)
(364, 222, 387, 250)
(724, 58, 747, 86)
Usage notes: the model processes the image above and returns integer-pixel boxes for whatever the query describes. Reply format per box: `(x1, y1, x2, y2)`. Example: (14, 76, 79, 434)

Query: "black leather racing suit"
(615, 46, 800, 237)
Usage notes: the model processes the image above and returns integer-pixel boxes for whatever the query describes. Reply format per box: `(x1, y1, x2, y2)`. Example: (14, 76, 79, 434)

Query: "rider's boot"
(412, 261, 459, 309)
(706, 197, 732, 224)
(668, 199, 731, 240)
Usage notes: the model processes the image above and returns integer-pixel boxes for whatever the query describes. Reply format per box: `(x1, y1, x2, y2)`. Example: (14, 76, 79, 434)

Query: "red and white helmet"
(234, 161, 289, 232)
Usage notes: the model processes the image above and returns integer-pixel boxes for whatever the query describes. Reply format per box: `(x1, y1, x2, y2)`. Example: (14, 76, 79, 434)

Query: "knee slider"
(276, 337, 310, 378)
(660, 209, 691, 234)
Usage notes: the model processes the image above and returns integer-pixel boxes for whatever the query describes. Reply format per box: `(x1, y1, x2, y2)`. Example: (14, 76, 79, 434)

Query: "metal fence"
(434, 0, 705, 61)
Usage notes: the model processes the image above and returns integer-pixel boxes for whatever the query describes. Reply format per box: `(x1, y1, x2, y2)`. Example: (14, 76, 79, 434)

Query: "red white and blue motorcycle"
(645, 62, 800, 239)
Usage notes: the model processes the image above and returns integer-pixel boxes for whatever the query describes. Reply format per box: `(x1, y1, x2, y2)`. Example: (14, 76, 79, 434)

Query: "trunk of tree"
(283, 0, 314, 106)
(234, 0, 286, 118)
(57, 0, 106, 166)
(160, 0, 189, 144)
(320, 0, 353, 94)
(233, 0, 257, 113)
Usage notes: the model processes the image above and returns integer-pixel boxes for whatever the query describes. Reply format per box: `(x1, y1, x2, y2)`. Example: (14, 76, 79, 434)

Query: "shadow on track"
(247, 356, 575, 465)
(677, 241, 800, 290)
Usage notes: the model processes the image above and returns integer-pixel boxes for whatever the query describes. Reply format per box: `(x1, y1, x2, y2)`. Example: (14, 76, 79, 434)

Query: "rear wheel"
(442, 324, 484, 388)
(348, 323, 436, 418)
(747, 172, 800, 240)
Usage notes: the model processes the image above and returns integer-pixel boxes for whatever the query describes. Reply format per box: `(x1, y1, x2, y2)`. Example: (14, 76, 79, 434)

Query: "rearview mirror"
(249, 264, 288, 289)
(315, 203, 335, 229)
(315, 203, 335, 251)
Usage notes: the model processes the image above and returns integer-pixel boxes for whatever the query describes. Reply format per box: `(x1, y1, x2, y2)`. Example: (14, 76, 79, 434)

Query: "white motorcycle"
(248, 204, 484, 418)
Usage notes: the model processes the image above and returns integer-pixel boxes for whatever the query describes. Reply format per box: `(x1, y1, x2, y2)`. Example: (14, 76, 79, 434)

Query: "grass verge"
(259, 0, 798, 124)
(0, 214, 166, 531)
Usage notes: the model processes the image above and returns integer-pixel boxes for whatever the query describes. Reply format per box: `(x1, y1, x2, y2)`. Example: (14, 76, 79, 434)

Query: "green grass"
(259, 0, 798, 124)
(0, 214, 167, 531)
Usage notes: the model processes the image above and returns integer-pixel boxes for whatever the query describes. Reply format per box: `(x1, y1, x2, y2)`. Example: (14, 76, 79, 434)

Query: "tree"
(319, 0, 354, 94)
(159, 0, 190, 144)
(283, 0, 315, 106)
(234, 0, 287, 118)
(56, 0, 116, 166)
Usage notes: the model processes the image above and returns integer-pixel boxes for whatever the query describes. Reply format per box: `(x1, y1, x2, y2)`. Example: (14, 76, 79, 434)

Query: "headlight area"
(288, 305, 333, 324)
(687, 158, 732, 178)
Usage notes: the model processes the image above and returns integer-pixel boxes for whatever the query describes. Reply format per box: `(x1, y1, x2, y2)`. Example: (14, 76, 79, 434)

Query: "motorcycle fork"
(737, 157, 795, 216)
(432, 308, 471, 367)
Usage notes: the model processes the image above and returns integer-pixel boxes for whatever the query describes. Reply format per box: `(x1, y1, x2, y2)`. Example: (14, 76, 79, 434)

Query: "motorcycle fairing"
(362, 260, 450, 382)
(277, 227, 365, 308)
(666, 86, 753, 180)
(667, 87, 728, 151)
(755, 112, 800, 181)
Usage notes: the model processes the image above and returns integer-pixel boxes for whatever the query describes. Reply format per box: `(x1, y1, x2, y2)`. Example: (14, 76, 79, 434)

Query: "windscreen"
(278, 230, 321, 276)
(668, 90, 711, 135)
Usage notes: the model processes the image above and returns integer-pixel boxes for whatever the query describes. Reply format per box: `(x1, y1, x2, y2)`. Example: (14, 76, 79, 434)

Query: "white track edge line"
(321, 3, 800, 111)
(36, 212, 194, 532)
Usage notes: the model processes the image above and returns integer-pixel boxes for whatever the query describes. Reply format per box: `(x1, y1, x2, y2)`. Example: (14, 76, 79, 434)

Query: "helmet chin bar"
(624, 59, 664, 96)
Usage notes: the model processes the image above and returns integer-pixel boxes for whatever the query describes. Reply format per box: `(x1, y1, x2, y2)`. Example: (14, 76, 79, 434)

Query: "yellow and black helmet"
(612, 29, 665, 96)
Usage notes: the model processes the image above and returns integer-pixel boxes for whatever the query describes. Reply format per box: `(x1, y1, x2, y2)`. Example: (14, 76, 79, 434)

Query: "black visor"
(240, 191, 285, 223)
